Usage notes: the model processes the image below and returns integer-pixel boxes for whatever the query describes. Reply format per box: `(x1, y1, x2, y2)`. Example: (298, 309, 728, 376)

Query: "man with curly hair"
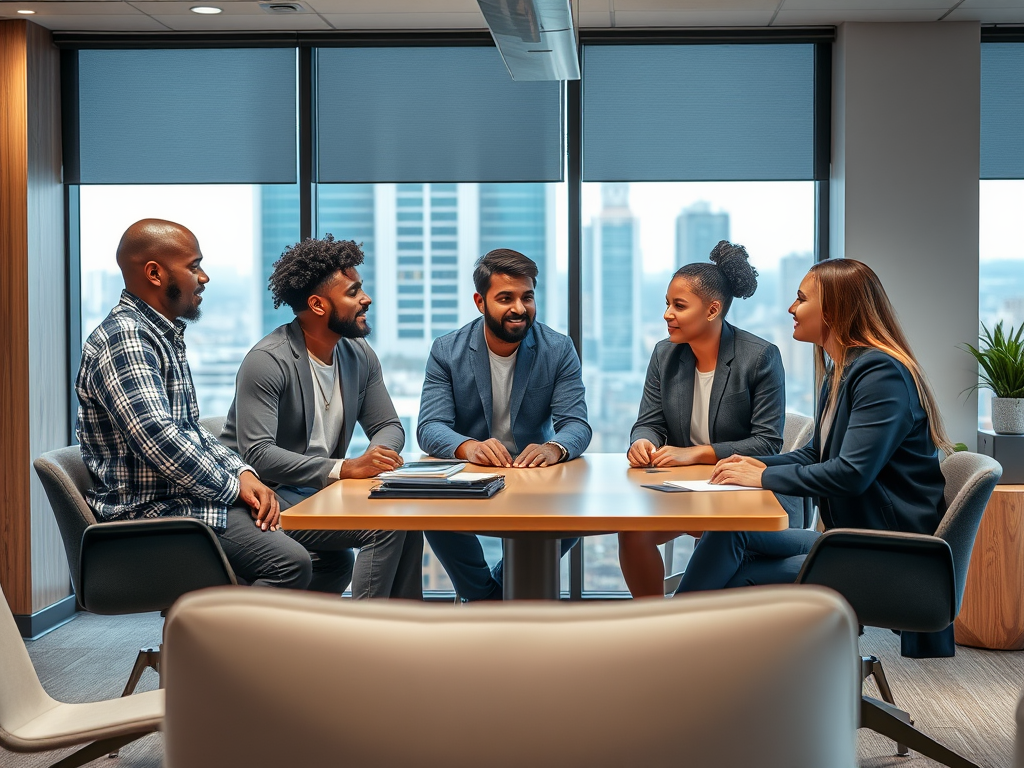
(220, 235, 421, 599)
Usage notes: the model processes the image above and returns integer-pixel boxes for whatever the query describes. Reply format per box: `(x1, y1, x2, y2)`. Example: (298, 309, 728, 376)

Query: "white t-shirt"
(488, 346, 519, 454)
(308, 353, 345, 479)
(689, 367, 716, 447)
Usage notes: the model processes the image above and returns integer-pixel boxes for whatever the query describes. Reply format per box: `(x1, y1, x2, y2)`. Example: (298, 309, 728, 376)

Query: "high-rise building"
(255, 185, 300, 336)
(675, 201, 730, 268)
(479, 183, 555, 325)
(318, 184, 377, 301)
(585, 183, 642, 373)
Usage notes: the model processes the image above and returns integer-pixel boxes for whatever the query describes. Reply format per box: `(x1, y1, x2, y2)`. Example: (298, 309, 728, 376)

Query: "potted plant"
(962, 321, 1024, 434)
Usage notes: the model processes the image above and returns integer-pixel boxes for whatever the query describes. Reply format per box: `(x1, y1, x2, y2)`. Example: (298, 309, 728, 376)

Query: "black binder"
(369, 476, 505, 500)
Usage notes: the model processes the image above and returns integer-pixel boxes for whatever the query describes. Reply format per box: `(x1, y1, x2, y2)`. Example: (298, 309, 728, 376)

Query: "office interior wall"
(832, 22, 981, 450)
(0, 19, 71, 617)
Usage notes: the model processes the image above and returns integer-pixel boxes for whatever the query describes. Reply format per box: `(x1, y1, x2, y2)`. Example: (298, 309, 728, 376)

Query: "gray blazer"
(630, 322, 786, 460)
(221, 319, 404, 490)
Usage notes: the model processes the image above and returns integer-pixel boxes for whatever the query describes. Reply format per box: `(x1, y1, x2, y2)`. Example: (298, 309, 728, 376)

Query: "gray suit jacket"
(630, 322, 786, 459)
(221, 319, 404, 490)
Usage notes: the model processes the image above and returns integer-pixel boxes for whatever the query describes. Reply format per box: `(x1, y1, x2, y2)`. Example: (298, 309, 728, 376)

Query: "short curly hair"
(269, 235, 365, 312)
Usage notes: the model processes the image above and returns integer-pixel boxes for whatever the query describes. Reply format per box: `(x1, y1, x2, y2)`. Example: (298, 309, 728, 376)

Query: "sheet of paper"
(664, 480, 762, 492)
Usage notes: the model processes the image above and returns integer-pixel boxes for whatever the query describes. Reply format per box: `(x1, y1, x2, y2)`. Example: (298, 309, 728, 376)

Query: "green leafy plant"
(961, 321, 1024, 399)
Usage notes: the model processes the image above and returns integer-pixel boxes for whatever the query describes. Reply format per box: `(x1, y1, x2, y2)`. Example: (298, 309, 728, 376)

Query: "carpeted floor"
(3, 609, 1020, 767)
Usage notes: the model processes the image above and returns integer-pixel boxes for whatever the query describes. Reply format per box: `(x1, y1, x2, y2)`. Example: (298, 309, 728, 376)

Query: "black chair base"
(109, 647, 160, 758)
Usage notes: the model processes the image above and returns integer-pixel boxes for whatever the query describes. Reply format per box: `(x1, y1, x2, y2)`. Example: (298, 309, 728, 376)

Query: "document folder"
(369, 475, 505, 500)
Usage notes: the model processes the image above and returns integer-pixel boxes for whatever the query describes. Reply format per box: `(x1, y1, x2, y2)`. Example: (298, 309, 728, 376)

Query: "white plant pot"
(992, 397, 1024, 435)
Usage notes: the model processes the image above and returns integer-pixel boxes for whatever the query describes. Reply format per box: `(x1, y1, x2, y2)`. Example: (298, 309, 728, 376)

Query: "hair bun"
(709, 240, 758, 299)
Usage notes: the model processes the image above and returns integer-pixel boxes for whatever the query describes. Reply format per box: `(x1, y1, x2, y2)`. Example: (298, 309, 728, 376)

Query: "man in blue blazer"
(417, 249, 591, 600)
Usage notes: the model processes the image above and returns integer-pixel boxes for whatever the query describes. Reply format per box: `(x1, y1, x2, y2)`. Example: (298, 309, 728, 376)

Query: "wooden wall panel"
(0, 20, 34, 617)
(0, 19, 71, 617)
(26, 20, 71, 613)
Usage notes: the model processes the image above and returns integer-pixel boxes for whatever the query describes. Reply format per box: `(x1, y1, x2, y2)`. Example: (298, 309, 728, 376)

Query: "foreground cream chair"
(0, 582, 163, 768)
(164, 585, 859, 768)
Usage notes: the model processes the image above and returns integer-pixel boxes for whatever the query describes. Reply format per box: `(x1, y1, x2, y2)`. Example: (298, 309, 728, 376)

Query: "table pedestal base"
(503, 536, 560, 600)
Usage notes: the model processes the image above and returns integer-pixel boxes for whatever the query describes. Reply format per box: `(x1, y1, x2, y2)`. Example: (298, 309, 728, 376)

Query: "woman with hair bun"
(618, 240, 796, 598)
(679, 261, 951, 655)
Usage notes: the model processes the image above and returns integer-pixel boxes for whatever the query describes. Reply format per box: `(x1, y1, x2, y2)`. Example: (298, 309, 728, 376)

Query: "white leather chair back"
(164, 585, 859, 768)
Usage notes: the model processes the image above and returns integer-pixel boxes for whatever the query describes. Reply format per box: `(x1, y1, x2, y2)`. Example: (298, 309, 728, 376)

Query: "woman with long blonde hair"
(674, 259, 951, 603)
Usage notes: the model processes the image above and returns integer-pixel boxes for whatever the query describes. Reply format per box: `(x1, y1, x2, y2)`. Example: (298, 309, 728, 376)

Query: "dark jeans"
(217, 500, 423, 599)
(425, 532, 578, 601)
(674, 528, 820, 594)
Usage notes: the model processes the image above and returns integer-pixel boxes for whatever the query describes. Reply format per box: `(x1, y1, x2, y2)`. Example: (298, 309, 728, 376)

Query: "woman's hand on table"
(709, 455, 766, 488)
(627, 439, 657, 467)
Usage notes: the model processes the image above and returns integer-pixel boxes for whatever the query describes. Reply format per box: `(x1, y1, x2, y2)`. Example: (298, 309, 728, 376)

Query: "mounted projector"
(258, 2, 306, 12)
(477, 0, 580, 82)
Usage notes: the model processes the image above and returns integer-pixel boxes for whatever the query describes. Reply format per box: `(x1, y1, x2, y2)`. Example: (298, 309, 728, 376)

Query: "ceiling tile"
(0, 1, 143, 15)
(772, 8, 945, 23)
(579, 9, 612, 25)
(613, 0, 777, 9)
(132, 0, 308, 15)
(612, 9, 776, 25)
(150, 10, 331, 28)
(13, 12, 170, 29)
(946, 7, 1024, 20)
(780, 0, 953, 8)
(318, 12, 484, 28)
(957, 0, 1024, 7)
(303, 0, 478, 11)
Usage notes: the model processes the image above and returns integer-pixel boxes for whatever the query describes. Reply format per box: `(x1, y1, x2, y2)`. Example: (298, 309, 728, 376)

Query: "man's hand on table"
(709, 455, 766, 487)
(455, 438, 514, 467)
(238, 470, 281, 532)
(341, 446, 404, 479)
(513, 443, 562, 468)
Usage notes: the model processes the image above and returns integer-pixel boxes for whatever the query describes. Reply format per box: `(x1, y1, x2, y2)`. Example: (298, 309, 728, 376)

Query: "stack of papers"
(369, 472, 505, 500)
(663, 480, 761, 492)
(377, 461, 465, 480)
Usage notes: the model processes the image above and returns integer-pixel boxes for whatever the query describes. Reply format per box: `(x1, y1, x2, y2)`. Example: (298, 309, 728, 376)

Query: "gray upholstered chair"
(164, 585, 860, 768)
(797, 451, 1002, 768)
(199, 415, 226, 440)
(33, 443, 236, 700)
(0, 580, 163, 768)
(663, 411, 816, 593)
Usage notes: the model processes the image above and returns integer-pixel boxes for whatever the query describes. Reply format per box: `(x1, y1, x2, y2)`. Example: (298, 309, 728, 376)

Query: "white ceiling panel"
(0, 1, 142, 16)
(772, 8, 945, 23)
(612, 9, 776, 25)
(780, 0, 955, 8)
(14, 12, 170, 29)
(131, 1, 311, 16)
(318, 11, 484, 28)
(947, 7, 1024, 20)
(957, 0, 1024, 7)
(579, 10, 612, 25)
(613, 0, 778, 9)
(148, 12, 332, 29)
(305, 0, 477, 10)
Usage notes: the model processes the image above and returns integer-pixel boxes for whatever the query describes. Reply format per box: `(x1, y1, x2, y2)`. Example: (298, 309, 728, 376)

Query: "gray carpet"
(2, 611, 1020, 767)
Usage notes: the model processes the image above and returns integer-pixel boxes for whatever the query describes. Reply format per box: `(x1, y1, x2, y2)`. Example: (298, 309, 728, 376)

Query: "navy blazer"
(630, 322, 786, 460)
(760, 348, 946, 535)
(417, 318, 592, 460)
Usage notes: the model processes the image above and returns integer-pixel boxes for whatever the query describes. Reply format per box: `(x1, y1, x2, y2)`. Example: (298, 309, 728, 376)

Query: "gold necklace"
(310, 356, 336, 411)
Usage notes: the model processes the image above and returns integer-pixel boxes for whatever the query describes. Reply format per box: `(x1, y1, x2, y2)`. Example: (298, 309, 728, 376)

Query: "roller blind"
(76, 48, 297, 184)
(316, 47, 562, 183)
(582, 44, 814, 182)
(981, 43, 1024, 180)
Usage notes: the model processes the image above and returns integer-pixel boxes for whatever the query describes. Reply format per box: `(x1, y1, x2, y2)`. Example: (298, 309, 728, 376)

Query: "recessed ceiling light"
(17, 9, 36, 13)
(190, 5, 222, 13)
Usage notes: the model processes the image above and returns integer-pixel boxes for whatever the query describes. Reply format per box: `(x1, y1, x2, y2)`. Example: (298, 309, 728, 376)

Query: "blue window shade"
(317, 47, 562, 183)
(77, 49, 297, 184)
(982, 44, 1024, 180)
(582, 45, 814, 182)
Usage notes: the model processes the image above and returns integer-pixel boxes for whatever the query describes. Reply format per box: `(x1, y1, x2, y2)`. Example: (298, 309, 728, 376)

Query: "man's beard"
(328, 306, 370, 338)
(484, 300, 533, 343)
(166, 280, 202, 322)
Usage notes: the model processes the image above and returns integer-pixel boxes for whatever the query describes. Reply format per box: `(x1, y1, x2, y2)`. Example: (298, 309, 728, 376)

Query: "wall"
(831, 21, 981, 449)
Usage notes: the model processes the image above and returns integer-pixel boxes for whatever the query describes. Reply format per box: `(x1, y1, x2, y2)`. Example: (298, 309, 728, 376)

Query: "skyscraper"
(255, 185, 300, 336)
(586, 183, 642, 374)
(318, 184, 377, 301)
(675, 201, 730, 268)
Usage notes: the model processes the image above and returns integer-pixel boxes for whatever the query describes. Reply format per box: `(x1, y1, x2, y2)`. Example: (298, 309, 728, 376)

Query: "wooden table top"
(280, 453, 788, 533)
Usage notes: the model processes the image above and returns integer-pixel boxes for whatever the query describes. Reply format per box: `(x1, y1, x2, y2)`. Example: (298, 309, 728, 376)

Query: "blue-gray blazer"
(630, 322, 786, 460)
(760, 348, 945, 535)
(417, 318, 592, 460)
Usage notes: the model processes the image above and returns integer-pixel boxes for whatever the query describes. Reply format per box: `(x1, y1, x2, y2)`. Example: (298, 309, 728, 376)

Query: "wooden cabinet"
(955, 485, 1024, 650)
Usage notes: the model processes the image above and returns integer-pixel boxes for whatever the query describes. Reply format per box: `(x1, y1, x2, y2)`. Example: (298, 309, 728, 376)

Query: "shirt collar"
(119, 290, 186, 342)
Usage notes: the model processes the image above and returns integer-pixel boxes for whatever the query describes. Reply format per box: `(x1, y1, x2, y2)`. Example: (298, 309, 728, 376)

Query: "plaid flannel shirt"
(76, 290, 249, 531)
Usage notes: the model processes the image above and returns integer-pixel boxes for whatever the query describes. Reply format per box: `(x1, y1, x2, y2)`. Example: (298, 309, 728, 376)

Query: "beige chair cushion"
(164, 585, 858, 768)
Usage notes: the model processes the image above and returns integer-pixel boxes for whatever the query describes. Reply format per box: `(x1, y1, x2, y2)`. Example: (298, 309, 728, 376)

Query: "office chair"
(0, 580, 163, 768)
(33, 440, 237, 702)
(796, 451, 1001, 768)
(663, 411, 815, 594)
(163, 585, 859, 768)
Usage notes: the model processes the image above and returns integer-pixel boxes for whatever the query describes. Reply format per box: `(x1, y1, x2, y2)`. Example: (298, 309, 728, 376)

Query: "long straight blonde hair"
(809, 259, 953, 454)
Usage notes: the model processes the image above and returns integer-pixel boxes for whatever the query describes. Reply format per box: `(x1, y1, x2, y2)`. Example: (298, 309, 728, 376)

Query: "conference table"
(280, 453, 788, 600)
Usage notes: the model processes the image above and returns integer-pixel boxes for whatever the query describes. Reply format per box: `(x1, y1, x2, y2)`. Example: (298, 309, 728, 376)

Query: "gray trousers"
(216, 505, 422, 599)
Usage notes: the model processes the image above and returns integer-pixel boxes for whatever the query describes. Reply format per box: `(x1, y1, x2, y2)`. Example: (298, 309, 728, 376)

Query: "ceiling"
(0, 0, 1022, 34)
